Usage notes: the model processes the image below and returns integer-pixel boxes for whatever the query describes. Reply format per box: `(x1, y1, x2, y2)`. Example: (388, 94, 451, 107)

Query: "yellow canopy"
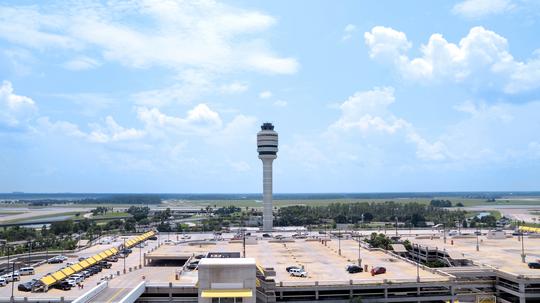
(256, 264, 266, 275)
(201, 289, 253, 298)
(86, 257, 97, 265)
(93, 255, 103, 262)
(110, 247, 119, 254)
(61, 267, 75, 276)
(40, 275, 57, 286)
(98, 252, 108, 259)
(70, 264, 83, 272)
(79, 260, 91, 268)
(104, 249, 114, 257)
(52, 271, 67, 281)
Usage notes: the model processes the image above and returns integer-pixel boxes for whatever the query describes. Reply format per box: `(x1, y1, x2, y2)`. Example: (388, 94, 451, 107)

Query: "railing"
(118, 281, 146, 303)
(145, 282, 197, 288)
(72, 280, 108, 303)
(0, 298, 64, 303)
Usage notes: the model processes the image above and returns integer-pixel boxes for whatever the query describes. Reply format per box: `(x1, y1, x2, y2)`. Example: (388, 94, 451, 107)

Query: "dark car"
(18, 279, 38, 292)
(371, 267, 386, 276)
(98, 261, 112, 269)
(528, 262, 540, 269)
(347, 265, 363, 273)
(122, 248, 133, 254)
(148, 236, 158, 241)
(53, 281, 72, 291)
(286, 266, 301, 273)
(106, 256, 118, 262)
(262, 233, 271, 238)
(78, 257, 86, 262)
(186, 263, 198, 270)
(194, 254, 205, 259)
(47, 257, 63, 264)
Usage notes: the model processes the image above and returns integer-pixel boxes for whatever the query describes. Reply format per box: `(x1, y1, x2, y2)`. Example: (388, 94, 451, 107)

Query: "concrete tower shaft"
(257, 123, 278, 231)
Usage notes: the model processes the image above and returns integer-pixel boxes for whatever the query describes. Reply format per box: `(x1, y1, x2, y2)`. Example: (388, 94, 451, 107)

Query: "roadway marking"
(106, 287, 127, 303)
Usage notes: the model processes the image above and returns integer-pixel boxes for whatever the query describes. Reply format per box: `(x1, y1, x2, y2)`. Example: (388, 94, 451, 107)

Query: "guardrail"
(118, 281, 146, 303)
(0, 298, 64, 303)
(71, 281, 108, 303)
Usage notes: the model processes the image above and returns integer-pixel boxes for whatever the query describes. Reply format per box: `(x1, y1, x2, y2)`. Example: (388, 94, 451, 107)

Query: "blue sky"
(1, 0, 540, 193)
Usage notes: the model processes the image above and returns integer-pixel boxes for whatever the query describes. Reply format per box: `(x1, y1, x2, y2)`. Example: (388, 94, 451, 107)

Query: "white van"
(0, 277, 6, 286)
(19, 267, 35, 276)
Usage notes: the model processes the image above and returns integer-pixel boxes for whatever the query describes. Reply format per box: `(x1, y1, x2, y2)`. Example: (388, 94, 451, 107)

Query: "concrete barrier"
(71, 281, 108, 303)
(118, 281, 146, 303)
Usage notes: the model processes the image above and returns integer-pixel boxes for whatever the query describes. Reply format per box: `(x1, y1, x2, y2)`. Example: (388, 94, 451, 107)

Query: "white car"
(65, 278, 78, 287)
(289, 268, 308, 277)
(164, 240, 173, 245)
(3, 273, 20, 282)
(181, 235, 191, 240)
(0, 277, 7, 286)
(66, 262, 75, 266)
(70, 274, 85, 282)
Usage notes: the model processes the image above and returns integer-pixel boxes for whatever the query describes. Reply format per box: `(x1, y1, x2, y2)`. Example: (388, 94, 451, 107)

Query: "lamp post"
(443, 223, 447, 244)
(139, 243, 142, 269)
(521, 230, 526, 263)
(338, 229, 341, 256)
(357, 234, 362, 266)
(415, 244, 420, 282)
(9, 247, 15, 302)
(476, 227, 480, 251)
(123, 238, 126, 274)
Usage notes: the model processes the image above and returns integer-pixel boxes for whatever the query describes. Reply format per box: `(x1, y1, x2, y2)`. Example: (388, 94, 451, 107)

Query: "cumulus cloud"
(329, 87, 448, 161)
(63, 56, 100, 71)
(342, 24, 357, 41)
(219, 82, 248, 94)
(0, 80, 38, 128)
(88, 116, 145, 143)
(0, 1, 298, 75)
(364, 26, 540, 93)
(452, 0, 515, 18)
(259, 90, 272, 99)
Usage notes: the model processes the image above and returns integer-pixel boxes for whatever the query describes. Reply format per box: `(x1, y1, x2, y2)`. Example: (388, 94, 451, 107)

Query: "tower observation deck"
(257, 122, 278, 231)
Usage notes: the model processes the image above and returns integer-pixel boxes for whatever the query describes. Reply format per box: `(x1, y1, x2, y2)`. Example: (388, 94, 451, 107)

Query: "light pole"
(476, 227, 480, 251)
(139, 244, 142, 269)
(123, 238, 126, 274)
(357, 234, 362, 266)
(337, 229, 342, 256)
(443, 223, 446, 244)
(415, 244, 420, 282)
(395, 209, 398, 237)
(521, 230, 526, 263)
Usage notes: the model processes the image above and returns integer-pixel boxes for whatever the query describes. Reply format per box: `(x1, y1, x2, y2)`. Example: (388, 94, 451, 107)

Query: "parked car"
(70, 274, 85, 282)
(65, 278, 78, 287)
(122, 248, 133, 254)
(81, 270, 92, 278)
(19, 267, 35, 276)
(66, 261, 75, 266)
(528, 262, 540, 269)
(289, 268, 308, 277)
(148, 236, 158, 241)
(194, 254, 205, 260)
(53, 281, 72, 291)
(0, 277, 7, 286)
(18, 279, 38, 292)
(346, 265, 363, 273)
(106, 256, 119, 262)
(56, 255, 68, 261)
(3, 273, 20, 282)
(47, 257, 63, 264)
(78, 257, 86, 262)
(286, 266, 301, 273)
(371, 267, 386, 276)
(98, 261, 112, 269)
(186, 262, 199, 270)
(262, 233, 271, 238)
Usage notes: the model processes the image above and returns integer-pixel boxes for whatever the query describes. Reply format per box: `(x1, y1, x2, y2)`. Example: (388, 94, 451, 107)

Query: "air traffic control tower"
(257, 122, 278, 231)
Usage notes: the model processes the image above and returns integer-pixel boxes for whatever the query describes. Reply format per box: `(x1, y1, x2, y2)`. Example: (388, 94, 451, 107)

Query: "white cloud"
(63, 56, 100, 71)
(364, 26, 540, 93)
(259, 90, 272, 99)
(328, 87, 449, 161)
(452, 0, 515, 18)
(0, 80, 38, 128)
(273, 100, 287, 107)
(342, 24, 357, 41)
(88, 116, 145, 143)
(36, 116, 86, 138)
(0, 1, 298, 75)
(137, 103, 223, 136)
(228, 160, 251, 172)
(219, 82, 248, 94)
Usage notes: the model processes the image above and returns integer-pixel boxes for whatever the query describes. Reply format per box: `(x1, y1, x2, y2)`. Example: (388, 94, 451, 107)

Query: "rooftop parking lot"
(156, 233, 448, 285)
(404, 233, 540, 277)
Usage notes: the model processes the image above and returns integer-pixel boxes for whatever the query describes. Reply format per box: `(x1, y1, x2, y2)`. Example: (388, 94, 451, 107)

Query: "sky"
(1, 0, 540, 193)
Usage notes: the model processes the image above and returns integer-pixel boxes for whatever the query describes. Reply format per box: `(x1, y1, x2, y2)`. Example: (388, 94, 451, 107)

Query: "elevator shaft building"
(257, 123, 278, 231)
